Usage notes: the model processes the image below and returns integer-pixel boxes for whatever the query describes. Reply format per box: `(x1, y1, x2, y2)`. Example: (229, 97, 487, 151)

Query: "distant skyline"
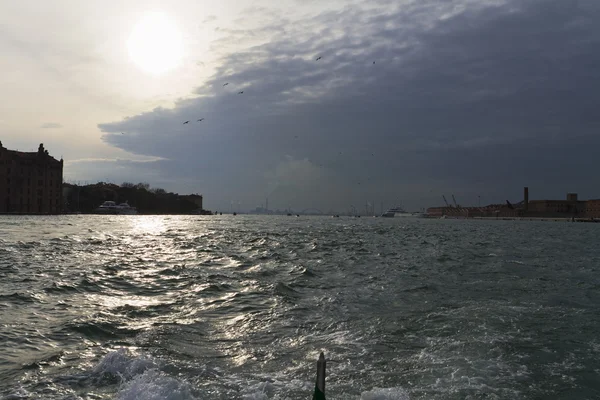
(1, 0, 599, 211)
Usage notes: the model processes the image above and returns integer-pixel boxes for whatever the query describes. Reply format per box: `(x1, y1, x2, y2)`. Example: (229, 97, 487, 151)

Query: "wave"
(15, 241, 42, 249)
(64, 319, 141, 340)
(273, 282, 301, 299)
(95, 350, 410, 400)
(92, 349, 156, 384)
(43, 282, 80, 294)
(20, 350, 64, 371)
(0, 292, 37, 303)
(158, 265, 188, 276)
(403, 284, 437, 293)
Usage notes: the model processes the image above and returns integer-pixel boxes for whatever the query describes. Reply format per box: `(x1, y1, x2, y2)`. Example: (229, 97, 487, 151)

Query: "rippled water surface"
(1, 215, 600, 399)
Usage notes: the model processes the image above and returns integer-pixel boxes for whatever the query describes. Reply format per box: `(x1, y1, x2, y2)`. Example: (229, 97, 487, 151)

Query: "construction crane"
(442, 195, 451, 207)
(452, 194, 459, 208)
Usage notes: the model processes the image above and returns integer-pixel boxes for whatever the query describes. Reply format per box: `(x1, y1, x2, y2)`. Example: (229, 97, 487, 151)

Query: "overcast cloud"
(5, 0, 599, 212)
(96, 0, 600, 211)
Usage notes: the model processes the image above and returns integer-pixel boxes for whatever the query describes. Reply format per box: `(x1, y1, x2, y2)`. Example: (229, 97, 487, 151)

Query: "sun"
(127, 11, 183, 75)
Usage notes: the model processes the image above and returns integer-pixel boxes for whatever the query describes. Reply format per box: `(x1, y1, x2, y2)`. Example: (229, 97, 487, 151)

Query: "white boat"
(93, 201, 138, 215)
(381, 206, 425, 218)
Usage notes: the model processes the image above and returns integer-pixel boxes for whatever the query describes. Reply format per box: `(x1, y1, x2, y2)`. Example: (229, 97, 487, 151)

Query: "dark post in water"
(313, 352, 326, 400)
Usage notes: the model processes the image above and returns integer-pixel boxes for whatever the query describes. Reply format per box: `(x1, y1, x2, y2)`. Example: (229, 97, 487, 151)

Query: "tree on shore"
(63, 182, 206, 214)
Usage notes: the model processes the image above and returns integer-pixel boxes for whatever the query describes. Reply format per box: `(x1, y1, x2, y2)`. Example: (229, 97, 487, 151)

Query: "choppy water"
(1, 215, 600, 399)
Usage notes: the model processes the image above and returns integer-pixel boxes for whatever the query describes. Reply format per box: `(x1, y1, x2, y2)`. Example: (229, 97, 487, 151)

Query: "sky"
(1, 0, 599, 213)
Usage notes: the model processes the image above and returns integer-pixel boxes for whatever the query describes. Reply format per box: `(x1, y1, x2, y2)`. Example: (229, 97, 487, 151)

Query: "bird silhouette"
(316, 56, 322, 61)
(121, 132, 125, 135)
(197, 118, 204, 122)
(373, 61, 375, 64)
(238, 91, 244, 94)
(183, 121, 190, 124)
(223, 83, 229, 86)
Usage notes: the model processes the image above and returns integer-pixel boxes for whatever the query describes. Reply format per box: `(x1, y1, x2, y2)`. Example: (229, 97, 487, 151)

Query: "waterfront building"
(426, 188, 594, 219)
(181, 194, 203, 210)
(0, 142, 63, 214)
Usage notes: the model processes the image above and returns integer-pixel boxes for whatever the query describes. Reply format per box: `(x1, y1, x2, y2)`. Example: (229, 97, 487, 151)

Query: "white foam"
(89, 350, 410, 400)
(241, 381, 275, 399)
(117, 369, 196, 400)
(241, 391, 269, 400)
(93, 348, 156, 380)
(3, 386, 31, 400)
(360, 387, 410, 400)
(236, 378, 281, 400)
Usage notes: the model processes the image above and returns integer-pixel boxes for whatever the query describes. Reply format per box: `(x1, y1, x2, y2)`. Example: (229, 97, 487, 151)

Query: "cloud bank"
(98, 0, 600, 211)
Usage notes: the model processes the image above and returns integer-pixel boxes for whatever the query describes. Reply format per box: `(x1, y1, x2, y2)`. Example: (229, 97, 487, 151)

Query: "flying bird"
(197, 118, 204, 122)
(238, 91, 244, 94)
(373, 61, 375, 64)
(223, 83, 229, 86)
(121, 132, 125, 135)
(183, 121, 190, 124)
(316, 56, 322, 61)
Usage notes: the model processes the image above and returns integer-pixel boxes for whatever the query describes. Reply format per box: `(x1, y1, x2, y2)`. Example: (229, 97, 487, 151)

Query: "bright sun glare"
(127, 12, 183, 75)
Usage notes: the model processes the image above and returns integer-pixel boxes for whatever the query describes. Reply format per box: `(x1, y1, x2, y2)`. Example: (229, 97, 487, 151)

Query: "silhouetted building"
(0, 142, 63, 214)
(181, 194, 203, 210)
(427, 188, 594, 219)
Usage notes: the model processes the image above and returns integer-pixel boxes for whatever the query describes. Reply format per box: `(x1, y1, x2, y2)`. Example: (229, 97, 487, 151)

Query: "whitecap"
(241, 381, 275, 399)
(361, 387, 410, 400)
(92, 348, 156, 382)
(117, 369, 196, 400)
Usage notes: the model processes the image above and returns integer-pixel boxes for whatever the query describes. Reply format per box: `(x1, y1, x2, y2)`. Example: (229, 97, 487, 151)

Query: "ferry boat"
(93, 201, 138, 215)
(381, 206, 425, 218)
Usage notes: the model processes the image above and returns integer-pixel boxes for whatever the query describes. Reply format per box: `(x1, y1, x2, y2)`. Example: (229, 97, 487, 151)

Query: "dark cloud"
(41, 122, 62, 129)
(98, 0, 600, 211)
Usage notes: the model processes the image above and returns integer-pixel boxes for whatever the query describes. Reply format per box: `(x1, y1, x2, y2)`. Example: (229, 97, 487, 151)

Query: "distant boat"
(381, 206, 425, 218)
(93, 201, 137, 215)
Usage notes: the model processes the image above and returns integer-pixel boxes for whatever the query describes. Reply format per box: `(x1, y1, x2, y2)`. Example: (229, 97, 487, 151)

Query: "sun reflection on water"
(129, 216, 168, 236)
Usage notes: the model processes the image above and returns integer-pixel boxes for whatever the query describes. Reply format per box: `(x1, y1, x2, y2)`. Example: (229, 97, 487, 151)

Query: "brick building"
(584, 199, 600, 219)
(0, 142, 63, 214)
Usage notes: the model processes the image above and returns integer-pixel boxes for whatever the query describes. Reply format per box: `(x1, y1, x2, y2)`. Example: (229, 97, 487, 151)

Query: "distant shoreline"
(430, 216, 599, 223)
